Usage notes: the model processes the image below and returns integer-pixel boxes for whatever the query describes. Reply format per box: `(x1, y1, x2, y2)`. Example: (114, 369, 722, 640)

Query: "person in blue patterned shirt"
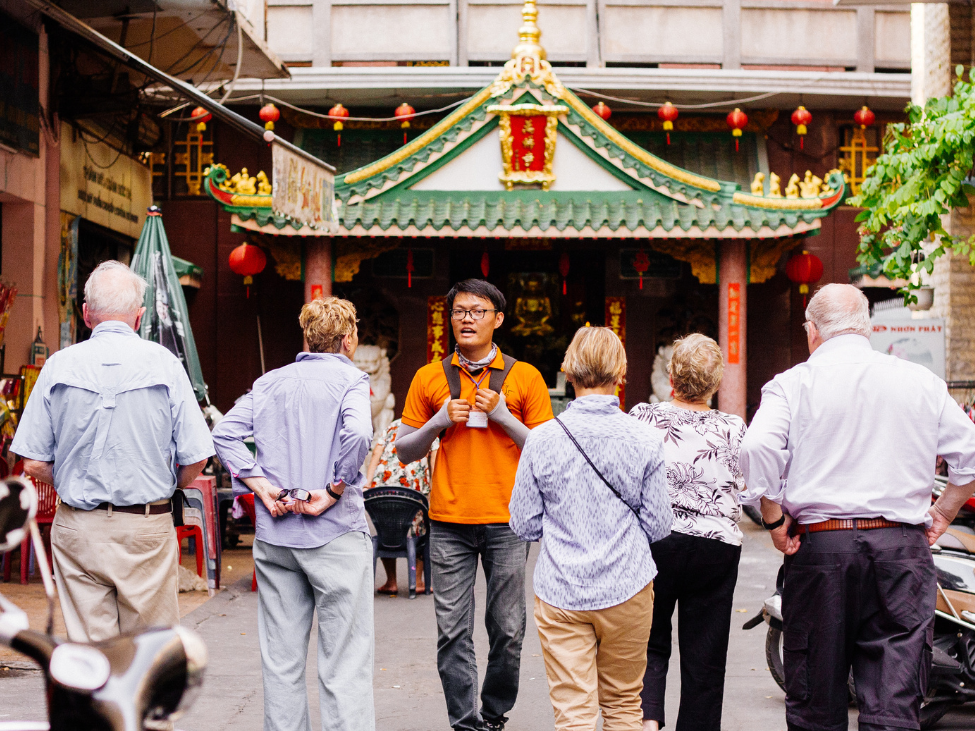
(509, 326, 672, 731)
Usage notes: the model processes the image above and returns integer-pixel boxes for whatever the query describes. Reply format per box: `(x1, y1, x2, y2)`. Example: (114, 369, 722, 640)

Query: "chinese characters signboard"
(427, 296, 449, 364)
(271, 143, 337, 233)
(487, 103, 567, 191)
(605, 296, 626, 408)
(727, 283, 741, 365)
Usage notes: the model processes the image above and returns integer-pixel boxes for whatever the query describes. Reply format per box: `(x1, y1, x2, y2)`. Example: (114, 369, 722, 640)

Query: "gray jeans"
(254, 531, 375, 731)
(431, 521, 530, 731)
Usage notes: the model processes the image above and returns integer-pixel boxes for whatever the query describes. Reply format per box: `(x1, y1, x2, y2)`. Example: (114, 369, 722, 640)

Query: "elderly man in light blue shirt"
(11, 260, 213, 642)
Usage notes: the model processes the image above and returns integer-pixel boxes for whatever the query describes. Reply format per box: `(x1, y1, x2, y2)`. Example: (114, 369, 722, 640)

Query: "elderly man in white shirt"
(741, 283, 975, 731)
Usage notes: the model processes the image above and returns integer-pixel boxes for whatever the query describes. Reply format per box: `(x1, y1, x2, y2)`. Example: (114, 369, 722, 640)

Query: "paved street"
(2, 520, 974, 730)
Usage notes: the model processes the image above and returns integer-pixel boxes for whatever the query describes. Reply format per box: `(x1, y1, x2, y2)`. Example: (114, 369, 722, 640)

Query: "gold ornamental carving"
(489, 0, 566, 100)
(487, 104, 567, 190)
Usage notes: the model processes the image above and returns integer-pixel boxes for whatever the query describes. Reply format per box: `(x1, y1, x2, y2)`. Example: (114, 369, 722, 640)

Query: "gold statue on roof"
(489, 0, 565, 99)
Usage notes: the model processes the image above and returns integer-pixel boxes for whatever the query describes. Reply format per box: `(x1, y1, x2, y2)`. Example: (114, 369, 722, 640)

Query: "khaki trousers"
(51, 503, 179, 642)
(534, 582, 654, 731)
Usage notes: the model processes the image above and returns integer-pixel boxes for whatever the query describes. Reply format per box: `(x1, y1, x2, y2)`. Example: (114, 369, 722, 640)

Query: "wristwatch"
(762, 514, 786, 531)
(325, 483, 343, 501)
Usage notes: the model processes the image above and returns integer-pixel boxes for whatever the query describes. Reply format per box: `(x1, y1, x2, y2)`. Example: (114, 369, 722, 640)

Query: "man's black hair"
(446, 279, 506, 313)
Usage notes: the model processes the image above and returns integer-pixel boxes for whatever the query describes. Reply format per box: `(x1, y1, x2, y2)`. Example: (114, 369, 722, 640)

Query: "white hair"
(84, 261, 148, 315)
(805, 283, 871, 340)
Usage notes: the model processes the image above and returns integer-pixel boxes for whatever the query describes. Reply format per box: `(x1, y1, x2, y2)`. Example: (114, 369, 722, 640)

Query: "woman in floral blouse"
(365, 418, 438, 594)
(629, 333, 746, 731)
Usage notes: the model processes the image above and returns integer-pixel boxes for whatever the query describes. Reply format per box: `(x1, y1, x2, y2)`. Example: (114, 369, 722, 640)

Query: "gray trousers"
(254, 531, 375, 731)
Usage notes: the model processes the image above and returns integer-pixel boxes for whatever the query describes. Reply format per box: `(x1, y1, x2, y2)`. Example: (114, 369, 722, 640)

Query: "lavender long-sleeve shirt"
(212, 352, 373, 549)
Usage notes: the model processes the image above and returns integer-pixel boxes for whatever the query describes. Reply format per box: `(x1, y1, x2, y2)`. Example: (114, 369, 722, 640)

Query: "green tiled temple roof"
(339, 190, 829, 235)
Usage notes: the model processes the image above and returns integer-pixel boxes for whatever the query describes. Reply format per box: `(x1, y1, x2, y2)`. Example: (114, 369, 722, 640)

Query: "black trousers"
(782, 524, 936, 731)
(641, 531, 742, 730)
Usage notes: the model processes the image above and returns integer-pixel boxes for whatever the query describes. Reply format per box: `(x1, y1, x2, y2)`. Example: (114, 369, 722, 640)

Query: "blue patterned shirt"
(509, 395, 672, 611)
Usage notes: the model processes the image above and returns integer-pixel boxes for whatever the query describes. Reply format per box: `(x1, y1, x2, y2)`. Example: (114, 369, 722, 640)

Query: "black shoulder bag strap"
(439, 354, 519, 437)
(441, 353, 518, 399)
(554, 416, 642, 524)
(441, 354, 462, 400)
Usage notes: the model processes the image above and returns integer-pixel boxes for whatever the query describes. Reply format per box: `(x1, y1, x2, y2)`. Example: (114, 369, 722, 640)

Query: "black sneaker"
(482, 718, 506, 731)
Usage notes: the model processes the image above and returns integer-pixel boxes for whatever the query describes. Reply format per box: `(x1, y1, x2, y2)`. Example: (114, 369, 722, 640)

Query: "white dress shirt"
(740, 334, 975, 526)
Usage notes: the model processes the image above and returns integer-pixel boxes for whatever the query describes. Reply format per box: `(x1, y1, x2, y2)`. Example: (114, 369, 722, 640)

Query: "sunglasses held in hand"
(277, 488, 311, 502)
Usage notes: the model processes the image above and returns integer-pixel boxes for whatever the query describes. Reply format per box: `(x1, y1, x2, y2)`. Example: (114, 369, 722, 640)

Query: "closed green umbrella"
(130, 205, 208, 403)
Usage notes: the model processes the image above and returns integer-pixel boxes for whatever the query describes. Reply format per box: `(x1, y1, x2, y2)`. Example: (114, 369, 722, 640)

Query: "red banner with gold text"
(427, 296, 449, 364)
(605, 297, 626, 408)
(727, 283, 741, 364)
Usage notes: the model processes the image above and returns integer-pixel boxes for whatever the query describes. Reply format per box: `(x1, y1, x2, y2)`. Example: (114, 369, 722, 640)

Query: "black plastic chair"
(363, 486, 431, 599)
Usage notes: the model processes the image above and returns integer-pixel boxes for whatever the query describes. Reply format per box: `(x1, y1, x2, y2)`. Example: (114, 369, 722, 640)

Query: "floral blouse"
(369, 419, 437, 495)
(629, 402, 747, 546)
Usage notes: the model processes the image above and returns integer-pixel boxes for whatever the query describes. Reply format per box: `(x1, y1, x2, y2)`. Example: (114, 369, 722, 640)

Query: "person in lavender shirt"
(509, 327, 672, 731)
(212, 296, 374, 731)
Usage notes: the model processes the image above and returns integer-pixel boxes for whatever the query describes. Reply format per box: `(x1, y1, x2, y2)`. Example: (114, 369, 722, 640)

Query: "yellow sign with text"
(59, 122, 152, 239)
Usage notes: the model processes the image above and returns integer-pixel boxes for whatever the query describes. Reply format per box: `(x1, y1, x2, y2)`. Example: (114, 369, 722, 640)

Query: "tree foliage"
(851, 67, 975, 293)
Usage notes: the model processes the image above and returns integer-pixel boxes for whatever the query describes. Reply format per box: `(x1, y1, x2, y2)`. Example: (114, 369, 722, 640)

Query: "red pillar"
(718, 240, 747, 419)
(304, 239, 332, 303)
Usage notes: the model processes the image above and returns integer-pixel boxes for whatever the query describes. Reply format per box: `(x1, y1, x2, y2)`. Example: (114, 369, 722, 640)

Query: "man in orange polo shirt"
(397, 279, 552, 731)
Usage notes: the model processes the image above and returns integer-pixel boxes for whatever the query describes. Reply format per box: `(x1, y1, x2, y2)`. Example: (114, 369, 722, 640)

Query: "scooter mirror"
(0, 477, 37, 554)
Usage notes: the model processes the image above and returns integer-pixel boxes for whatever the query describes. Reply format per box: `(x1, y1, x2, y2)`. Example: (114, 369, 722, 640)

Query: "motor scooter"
(0, 476, 208, 731)
(744, 479, 975, 729)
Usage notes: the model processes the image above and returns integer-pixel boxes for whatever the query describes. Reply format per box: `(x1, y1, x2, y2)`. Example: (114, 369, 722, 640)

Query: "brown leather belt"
(798, 517, 904, 534)
(94, 501, 173, 516)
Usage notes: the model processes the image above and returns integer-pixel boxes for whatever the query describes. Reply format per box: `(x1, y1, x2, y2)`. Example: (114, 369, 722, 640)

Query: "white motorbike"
(0, 477, 208, 731)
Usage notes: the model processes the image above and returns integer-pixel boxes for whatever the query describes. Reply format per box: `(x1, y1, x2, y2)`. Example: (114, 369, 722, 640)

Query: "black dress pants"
(781, 524, 936, 731)
(641, 531, 742, 730)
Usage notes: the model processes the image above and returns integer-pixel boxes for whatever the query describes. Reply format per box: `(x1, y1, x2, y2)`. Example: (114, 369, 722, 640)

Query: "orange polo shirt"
(401, 351, 553, 524)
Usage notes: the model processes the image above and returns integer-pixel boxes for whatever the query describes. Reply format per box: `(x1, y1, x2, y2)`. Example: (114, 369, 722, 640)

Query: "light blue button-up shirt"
(509, 395, 673, 611)
(11, 321, 214, 510)
(211, 352, 373, 550)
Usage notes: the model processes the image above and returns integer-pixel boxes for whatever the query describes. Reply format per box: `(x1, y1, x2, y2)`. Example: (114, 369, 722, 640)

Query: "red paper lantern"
(328, 103, 350, 147)
(229, 242, 267, 298)
(480, 251, 490, 278)
(592, 102, 611, 121)
(791, 106, 812, 149)
(259, 103, 280, 131)
(785, 250, 823, 306)
(558, 251, 570, 295)
(632, 250, 650, 290)
(726, 108, 748, 151)
(395, 103, 416, 145)
(406, 248, 415, 288)
(658, 101, 678, 145)
(854, 105, 876, 129)
(190, 106, 212, 133)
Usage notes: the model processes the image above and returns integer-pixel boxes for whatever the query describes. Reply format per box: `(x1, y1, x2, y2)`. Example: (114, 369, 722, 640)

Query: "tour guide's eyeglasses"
(277, 488, 311, 502)
(450, 308, 498, 321)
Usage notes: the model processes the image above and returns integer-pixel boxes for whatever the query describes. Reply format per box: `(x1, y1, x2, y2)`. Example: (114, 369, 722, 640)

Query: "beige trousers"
(534, 582, 654, 731)
(51, 503, 180, 642)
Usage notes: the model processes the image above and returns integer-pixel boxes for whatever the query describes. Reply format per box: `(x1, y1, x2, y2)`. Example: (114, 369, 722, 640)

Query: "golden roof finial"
(511, 0, 546, 61)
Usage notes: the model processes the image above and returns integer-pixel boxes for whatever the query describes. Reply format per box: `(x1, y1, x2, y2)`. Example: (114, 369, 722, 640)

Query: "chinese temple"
(203, 0, 845, 418)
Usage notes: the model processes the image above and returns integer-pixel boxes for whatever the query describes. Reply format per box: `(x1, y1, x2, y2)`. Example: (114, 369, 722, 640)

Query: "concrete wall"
(265, 0, 910, 70)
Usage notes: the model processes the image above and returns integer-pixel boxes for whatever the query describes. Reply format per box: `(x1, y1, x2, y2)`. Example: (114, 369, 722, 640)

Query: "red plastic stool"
(237, 493, 258, 592)
(176, 525, 204, 578)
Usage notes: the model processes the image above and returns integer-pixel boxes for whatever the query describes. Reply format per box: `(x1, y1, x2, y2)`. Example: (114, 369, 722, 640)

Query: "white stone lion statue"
(353, 344, 395, 444)
(649, 343, 674, 403)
